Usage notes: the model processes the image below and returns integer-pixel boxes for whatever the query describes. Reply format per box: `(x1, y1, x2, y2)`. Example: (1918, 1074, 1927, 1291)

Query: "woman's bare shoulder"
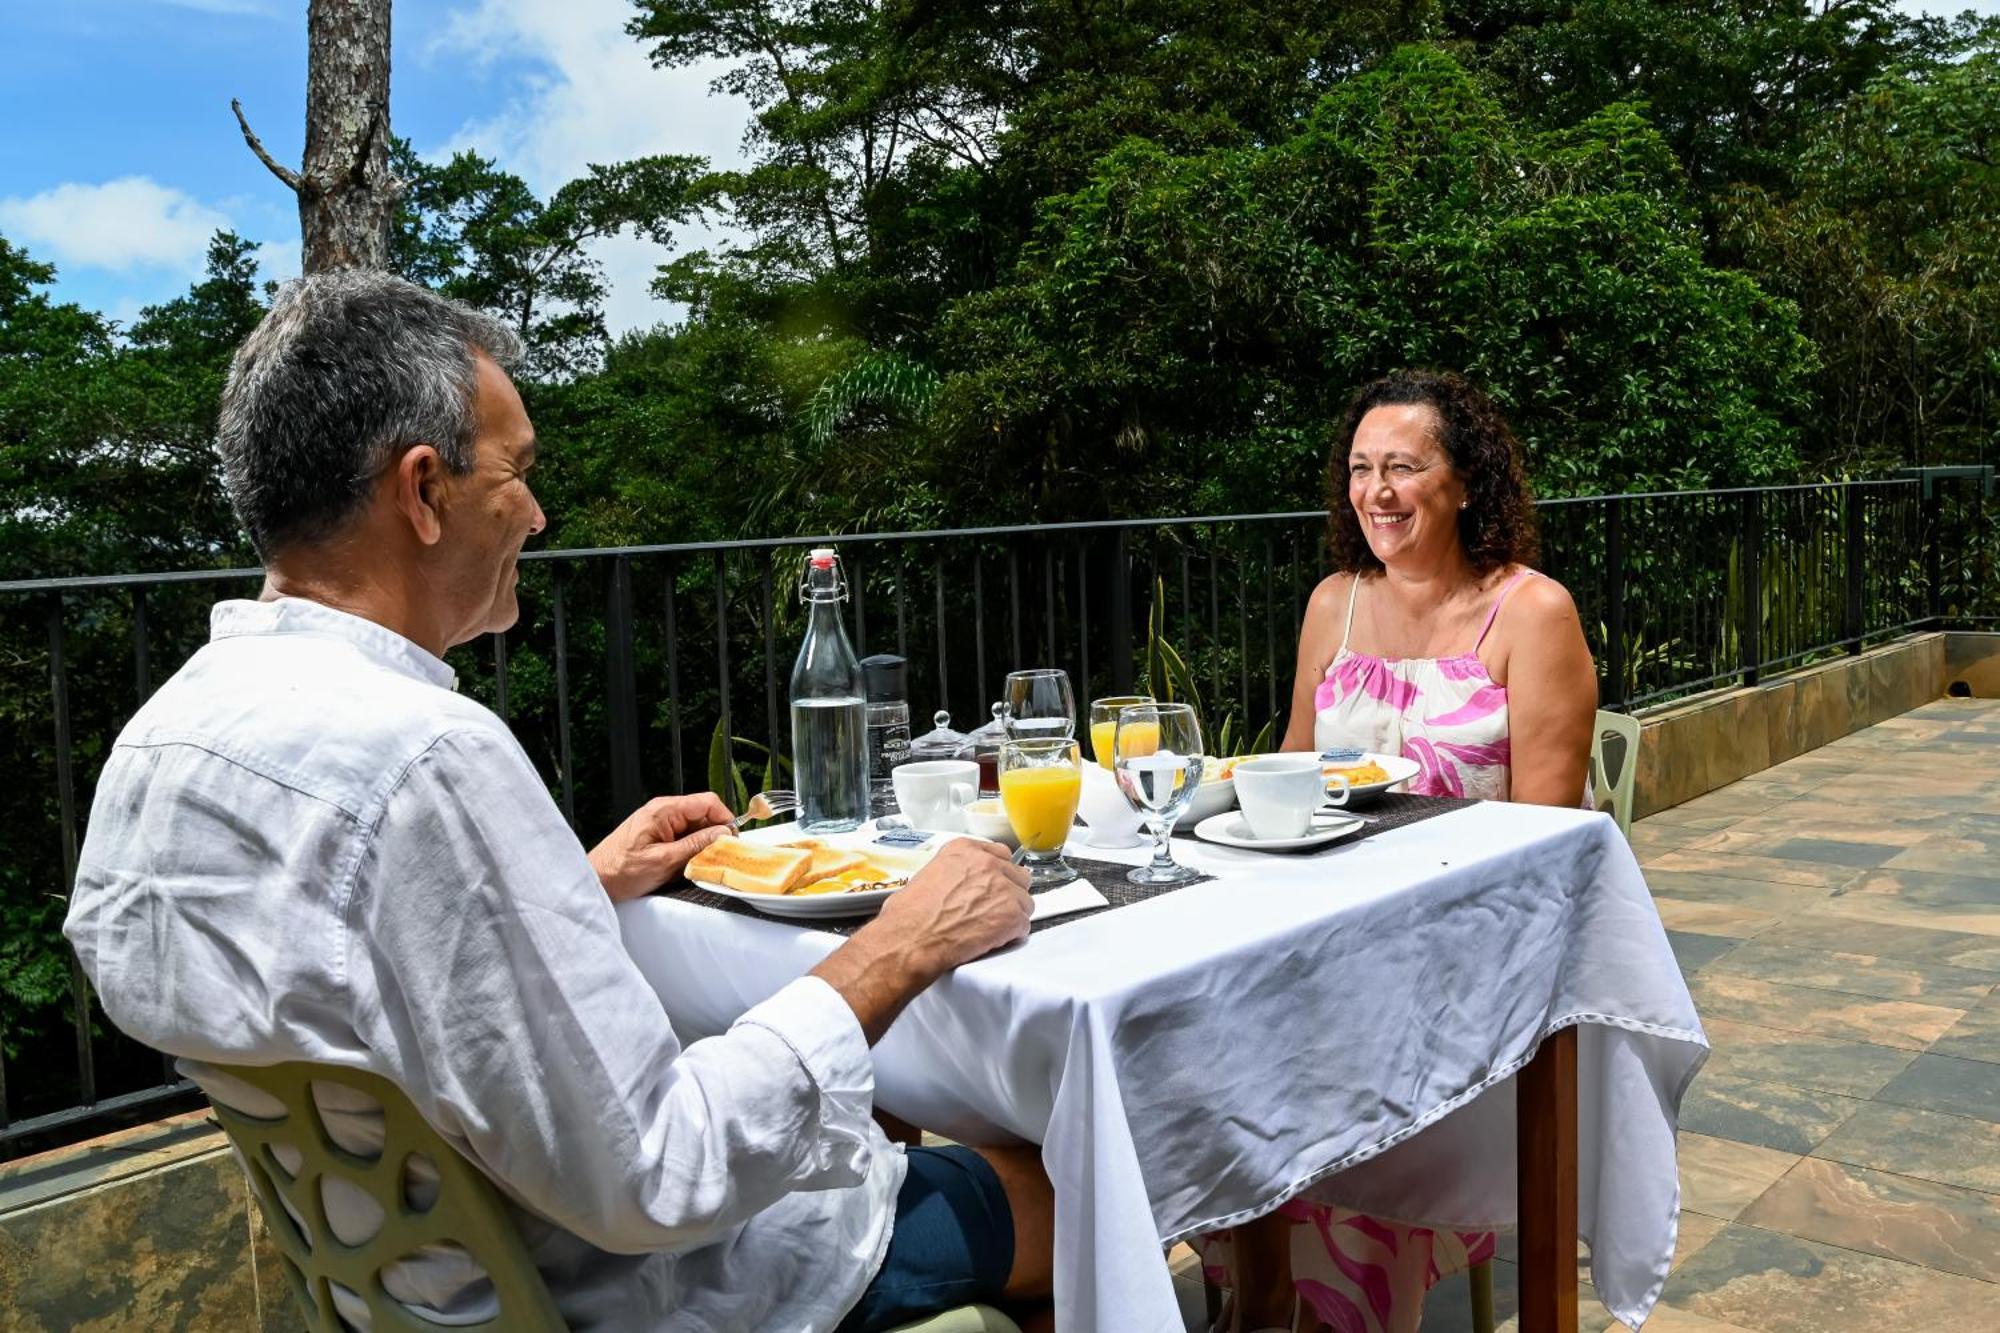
(1507, 569, 1581, 625)
(1306, 570, 1358, 611)
(1297, 571, 1359, 659)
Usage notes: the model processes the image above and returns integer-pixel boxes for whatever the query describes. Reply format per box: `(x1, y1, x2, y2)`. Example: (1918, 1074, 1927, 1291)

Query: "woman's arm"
(1496, 577, 1597, 807)
(1281, 574, 1350, 752)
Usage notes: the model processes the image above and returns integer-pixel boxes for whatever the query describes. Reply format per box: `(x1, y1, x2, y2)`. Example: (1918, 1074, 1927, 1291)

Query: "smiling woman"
(1208, 369, 1600, 1333)
(1286, 368, 1594, 808)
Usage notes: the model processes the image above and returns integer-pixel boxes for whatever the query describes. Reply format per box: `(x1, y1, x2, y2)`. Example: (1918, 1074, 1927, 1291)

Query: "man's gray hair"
(216, 269, 524, 557)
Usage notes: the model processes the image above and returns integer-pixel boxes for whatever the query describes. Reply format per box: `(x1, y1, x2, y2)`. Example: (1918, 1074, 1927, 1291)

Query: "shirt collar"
(210, 597, 459, 691)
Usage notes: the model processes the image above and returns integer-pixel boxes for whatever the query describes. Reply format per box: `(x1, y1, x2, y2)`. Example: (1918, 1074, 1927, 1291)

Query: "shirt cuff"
(734, 975, 880, 1182)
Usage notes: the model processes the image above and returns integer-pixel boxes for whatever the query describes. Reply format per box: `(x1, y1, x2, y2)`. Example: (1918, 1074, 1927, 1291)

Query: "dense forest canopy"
(3, 1, 1997, 577)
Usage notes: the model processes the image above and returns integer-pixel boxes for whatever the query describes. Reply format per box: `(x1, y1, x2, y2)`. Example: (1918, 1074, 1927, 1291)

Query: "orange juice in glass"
(1088, 695, 1155, 769)
(998, 737, 1081, 886)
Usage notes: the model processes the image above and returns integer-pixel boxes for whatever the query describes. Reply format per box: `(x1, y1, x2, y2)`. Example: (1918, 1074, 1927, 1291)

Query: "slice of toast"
(686, 837, 812, 895)
(792, 847, 867, 891)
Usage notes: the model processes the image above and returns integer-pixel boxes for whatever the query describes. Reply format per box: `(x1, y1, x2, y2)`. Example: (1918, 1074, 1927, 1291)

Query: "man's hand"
(873, 838, 1034, 974)
(811, 838, 1031, 1044)
(588, 794, 735, 902)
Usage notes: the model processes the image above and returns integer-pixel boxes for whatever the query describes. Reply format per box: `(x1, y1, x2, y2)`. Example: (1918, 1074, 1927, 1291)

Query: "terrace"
(1, 476, 1997, 1331)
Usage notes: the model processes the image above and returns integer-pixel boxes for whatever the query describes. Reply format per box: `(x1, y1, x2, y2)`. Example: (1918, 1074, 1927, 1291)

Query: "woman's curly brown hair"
(1326, 369, 1540, 576)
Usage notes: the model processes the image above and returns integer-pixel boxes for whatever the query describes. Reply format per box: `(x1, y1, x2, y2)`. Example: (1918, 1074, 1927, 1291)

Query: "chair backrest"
(205, 1060, 567, 1333)
(1591, 709, 1642, 838)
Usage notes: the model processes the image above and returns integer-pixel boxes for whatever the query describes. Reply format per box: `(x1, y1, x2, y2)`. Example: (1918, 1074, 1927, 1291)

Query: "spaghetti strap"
(1339, 575, 1362, 651)
(1474, 569, 1536, 650)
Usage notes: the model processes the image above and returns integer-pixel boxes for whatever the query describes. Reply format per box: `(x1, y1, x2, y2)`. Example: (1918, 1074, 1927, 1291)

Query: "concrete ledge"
(1946, 631, 2000, 697)
(1633, 633, 1948, 818)
(0, 1112, 299, 1332)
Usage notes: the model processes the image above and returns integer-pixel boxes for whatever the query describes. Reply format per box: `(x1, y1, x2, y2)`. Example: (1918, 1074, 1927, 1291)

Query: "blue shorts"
(837, 1145, 1015, 1333)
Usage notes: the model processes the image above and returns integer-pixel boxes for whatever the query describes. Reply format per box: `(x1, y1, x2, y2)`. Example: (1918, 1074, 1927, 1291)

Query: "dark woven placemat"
(656, 854, 1214, 937)
(1173, 791, 1479, 840)
(655, 796, 1477, 937)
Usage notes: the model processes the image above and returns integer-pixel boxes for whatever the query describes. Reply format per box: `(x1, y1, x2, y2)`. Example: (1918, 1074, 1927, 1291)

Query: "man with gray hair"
(66, 270, 1054, 1331)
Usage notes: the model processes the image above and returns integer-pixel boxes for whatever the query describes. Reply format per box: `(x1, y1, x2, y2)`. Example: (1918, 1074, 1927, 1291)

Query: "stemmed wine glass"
(1003, 668, 1076, 741)
(1113, 702, 1204, 885)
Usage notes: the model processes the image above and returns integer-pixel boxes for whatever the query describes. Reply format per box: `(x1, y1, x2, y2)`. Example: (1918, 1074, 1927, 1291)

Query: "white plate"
(1192, 809, 1368, 852)
(1182, 774, 1237, 824)
(1324, 752, 1421, 806)
(691, 878, 903, 918)
(690, 825, 944, 919)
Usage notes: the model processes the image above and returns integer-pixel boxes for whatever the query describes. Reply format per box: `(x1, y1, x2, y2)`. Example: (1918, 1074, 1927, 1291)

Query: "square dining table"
(618, 799, 1706, 1333)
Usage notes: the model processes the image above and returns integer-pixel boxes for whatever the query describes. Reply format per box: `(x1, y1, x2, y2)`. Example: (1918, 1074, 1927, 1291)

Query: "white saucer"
(1192, 809, 1367, 852)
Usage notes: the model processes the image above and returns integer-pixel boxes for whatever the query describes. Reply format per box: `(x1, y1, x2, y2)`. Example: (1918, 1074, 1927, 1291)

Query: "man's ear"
(393, 445, 448, 547)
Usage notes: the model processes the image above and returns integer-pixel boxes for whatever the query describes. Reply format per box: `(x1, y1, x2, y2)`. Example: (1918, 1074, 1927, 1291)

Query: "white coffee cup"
(892, 760, 980, 832)
(1232, 754, 1352, 841)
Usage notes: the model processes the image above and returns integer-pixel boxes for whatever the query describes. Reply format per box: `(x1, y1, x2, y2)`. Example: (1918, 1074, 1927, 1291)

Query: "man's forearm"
(808, 930, 941, 1046)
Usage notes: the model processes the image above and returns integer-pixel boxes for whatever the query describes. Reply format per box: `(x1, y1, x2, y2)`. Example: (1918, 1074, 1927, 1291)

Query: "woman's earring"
(1459, 500, 1469, 510)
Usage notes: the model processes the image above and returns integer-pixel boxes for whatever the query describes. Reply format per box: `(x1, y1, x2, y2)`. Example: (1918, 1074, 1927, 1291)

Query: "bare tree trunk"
(233, 0, 400, 272)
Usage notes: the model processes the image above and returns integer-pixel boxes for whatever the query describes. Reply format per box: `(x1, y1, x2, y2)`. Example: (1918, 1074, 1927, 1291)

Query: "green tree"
(1, 231, 264, 1075)
(392, 142, 703, 379)
(935, 47, 1813, 508)
(1726, 49, 2000, 471)
(1457, 0, 1972, 201)
(632, 0, 1435, 342)
(0, 232, 258, 580)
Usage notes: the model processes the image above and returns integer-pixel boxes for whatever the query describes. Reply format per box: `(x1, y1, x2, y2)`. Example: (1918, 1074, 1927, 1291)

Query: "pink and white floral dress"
(1197, 571, 1535, 1332)
(1312, 569, 1532, 800)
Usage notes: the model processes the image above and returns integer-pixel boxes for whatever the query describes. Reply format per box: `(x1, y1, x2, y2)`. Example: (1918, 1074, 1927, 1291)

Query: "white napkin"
(1029, 879, 1110, 921)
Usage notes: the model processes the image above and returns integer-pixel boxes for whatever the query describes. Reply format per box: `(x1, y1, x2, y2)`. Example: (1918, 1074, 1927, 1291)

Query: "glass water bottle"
(789, 547, 869, 832)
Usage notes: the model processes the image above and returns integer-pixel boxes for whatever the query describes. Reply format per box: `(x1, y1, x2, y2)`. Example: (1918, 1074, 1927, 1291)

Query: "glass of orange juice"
(998, 737, 1082, 887)
(1088, 696, 1154, 769)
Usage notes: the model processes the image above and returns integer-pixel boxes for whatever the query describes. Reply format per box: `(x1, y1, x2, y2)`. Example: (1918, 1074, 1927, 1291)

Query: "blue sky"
(0, 0, 749, 333)
(1, 1, 1992, 337)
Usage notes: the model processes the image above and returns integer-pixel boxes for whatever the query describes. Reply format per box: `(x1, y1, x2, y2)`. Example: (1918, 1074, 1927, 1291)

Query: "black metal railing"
(1, 476, 1993, 1158)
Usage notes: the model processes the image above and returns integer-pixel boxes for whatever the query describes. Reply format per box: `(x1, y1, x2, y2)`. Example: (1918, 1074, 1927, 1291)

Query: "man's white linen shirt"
(64, 597, 905, 1331)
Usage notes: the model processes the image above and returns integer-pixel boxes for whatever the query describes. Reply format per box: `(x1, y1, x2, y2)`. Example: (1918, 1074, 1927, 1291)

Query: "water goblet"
(1003, 668, 1076, 741)
(1113, 702, 1204, 885)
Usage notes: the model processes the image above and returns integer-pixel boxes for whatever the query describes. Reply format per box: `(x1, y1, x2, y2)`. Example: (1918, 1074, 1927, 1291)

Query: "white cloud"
(255, 235, 303, 287)
(155, 0, 277, 15)
(1896, 0, 2000, 14)
(0, 177, 235, 274)
(428, 0, 753, 334)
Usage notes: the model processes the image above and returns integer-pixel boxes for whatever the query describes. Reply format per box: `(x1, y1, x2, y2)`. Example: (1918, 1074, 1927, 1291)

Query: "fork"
(733, 789, 799, 828)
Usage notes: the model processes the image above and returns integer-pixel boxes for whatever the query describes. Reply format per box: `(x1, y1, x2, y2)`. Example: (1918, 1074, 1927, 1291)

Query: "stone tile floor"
(1179, 697, 2000, 1332)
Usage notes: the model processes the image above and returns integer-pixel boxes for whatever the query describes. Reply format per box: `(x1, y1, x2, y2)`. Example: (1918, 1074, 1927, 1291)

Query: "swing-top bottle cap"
(809, 546, 837, 568)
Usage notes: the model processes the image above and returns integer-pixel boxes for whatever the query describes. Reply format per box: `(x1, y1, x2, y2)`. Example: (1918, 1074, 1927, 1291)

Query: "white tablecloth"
(618, 802, 1706, 1332)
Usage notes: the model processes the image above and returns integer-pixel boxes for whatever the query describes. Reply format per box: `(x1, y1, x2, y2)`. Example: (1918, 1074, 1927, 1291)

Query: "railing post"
(1603, 498, 1626, 709)
(552, 567, 576, 828)
(50, 597, 95, 1109)
(935, 551, 950, 718)
(1109, 528, 1134, 695)
(132, 585, 151, 703)
(714, 552, 734, 785)
(1924, 483, 1944, 626)
(662, 562, 685, 792)
(605, 556, 642, 816)
(1844, 485, 1866, 654)
(491, 632, 509, 721)
(763, 551, 781, 763)
(1740, 490, 1763, 687)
